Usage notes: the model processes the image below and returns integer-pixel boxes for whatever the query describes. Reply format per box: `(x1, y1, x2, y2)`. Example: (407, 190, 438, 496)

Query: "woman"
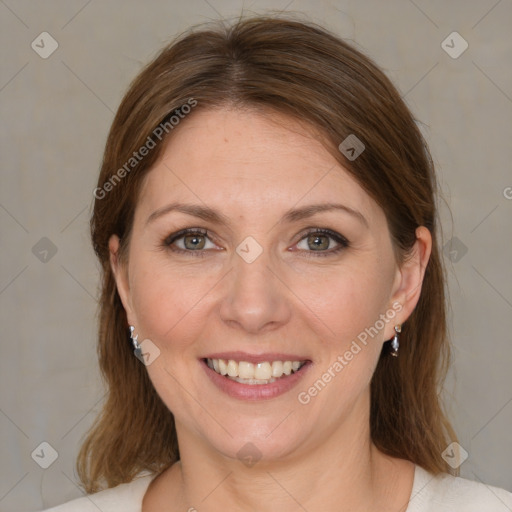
(43, 15, 512, 512)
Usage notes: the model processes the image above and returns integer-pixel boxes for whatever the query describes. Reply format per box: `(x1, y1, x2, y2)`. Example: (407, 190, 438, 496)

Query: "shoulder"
(40, 474, 155, 512)
(408, 465, 512, 512)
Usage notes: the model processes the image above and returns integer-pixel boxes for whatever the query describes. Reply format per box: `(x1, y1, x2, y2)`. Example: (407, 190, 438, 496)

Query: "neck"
(152, 395, 415, 512)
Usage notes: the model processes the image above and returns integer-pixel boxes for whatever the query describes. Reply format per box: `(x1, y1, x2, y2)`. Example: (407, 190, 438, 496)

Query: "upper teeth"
(207, 358, 305, 380)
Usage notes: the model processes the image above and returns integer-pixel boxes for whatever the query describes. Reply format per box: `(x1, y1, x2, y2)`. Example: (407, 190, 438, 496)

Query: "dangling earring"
(129, 325, 142, 359)
(390, 324, 401, 357)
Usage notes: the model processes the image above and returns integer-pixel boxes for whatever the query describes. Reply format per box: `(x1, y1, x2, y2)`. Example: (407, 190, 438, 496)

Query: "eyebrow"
(146, 201, 369, 228)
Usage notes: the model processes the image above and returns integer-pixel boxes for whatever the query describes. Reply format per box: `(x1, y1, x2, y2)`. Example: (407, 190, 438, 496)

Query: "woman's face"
(111, 107, 426, 463)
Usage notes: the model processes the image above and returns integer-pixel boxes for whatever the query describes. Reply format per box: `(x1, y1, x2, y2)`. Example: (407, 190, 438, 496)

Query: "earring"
(129, 325, 142, 358)
(390, 324, 401, 357)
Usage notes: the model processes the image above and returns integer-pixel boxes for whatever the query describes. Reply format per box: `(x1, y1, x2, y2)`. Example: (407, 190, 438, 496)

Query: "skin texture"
(109, 108, 431, 511)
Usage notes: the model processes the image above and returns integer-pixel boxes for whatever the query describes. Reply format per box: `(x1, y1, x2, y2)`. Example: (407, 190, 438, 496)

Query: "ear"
(384, 226, 432, 339)
(109, 234, 136, 326)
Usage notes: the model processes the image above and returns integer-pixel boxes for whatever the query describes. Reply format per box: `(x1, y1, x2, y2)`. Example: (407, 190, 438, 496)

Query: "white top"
(41, 465, 512, 511)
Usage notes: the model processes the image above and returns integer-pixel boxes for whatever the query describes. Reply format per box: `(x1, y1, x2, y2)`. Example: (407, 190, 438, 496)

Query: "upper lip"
(202, 352, 310, 364)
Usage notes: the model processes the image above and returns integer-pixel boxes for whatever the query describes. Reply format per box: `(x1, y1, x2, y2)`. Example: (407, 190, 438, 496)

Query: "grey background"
(1, 1, 511, 510)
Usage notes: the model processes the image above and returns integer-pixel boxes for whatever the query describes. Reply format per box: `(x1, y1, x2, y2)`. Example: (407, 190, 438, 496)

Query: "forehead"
(137, 108, 381, 227)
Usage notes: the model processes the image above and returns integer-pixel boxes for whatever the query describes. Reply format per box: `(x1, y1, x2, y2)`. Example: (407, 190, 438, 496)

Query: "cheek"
(292, 259, 391, 348)
(294, 271, 388, 421)
(292, 259, 392, 402)
(128, 254, 217, 354)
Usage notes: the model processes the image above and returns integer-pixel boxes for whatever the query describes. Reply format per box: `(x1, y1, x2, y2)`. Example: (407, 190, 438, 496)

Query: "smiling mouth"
(204, 358, 308, 385)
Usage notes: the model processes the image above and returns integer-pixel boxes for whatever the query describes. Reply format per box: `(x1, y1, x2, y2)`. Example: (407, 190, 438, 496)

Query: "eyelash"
(163, 227, 349, 258)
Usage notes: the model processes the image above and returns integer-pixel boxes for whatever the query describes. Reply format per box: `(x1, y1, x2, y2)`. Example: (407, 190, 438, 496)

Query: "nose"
(218, 251, 292, 335)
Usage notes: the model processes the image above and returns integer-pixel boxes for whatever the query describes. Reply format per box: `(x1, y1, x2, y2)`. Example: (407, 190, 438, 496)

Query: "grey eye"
(172, 232, 216, 251)
(182, 233, 206, 250)
(297, 233, 337, 251)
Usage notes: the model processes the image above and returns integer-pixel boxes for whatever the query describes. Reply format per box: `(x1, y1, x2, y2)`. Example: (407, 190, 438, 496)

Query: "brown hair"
(79, 14, 457, 493)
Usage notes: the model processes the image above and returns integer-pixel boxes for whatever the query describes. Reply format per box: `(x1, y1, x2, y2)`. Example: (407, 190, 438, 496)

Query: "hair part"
(80, 14, 456, 493)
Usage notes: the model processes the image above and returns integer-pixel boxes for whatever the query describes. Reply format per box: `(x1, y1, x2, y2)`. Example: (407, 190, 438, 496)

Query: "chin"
(200, 414, 311, 465)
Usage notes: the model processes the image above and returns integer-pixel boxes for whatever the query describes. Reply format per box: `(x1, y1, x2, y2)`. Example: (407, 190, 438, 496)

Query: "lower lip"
(201, 359, 312, 401)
